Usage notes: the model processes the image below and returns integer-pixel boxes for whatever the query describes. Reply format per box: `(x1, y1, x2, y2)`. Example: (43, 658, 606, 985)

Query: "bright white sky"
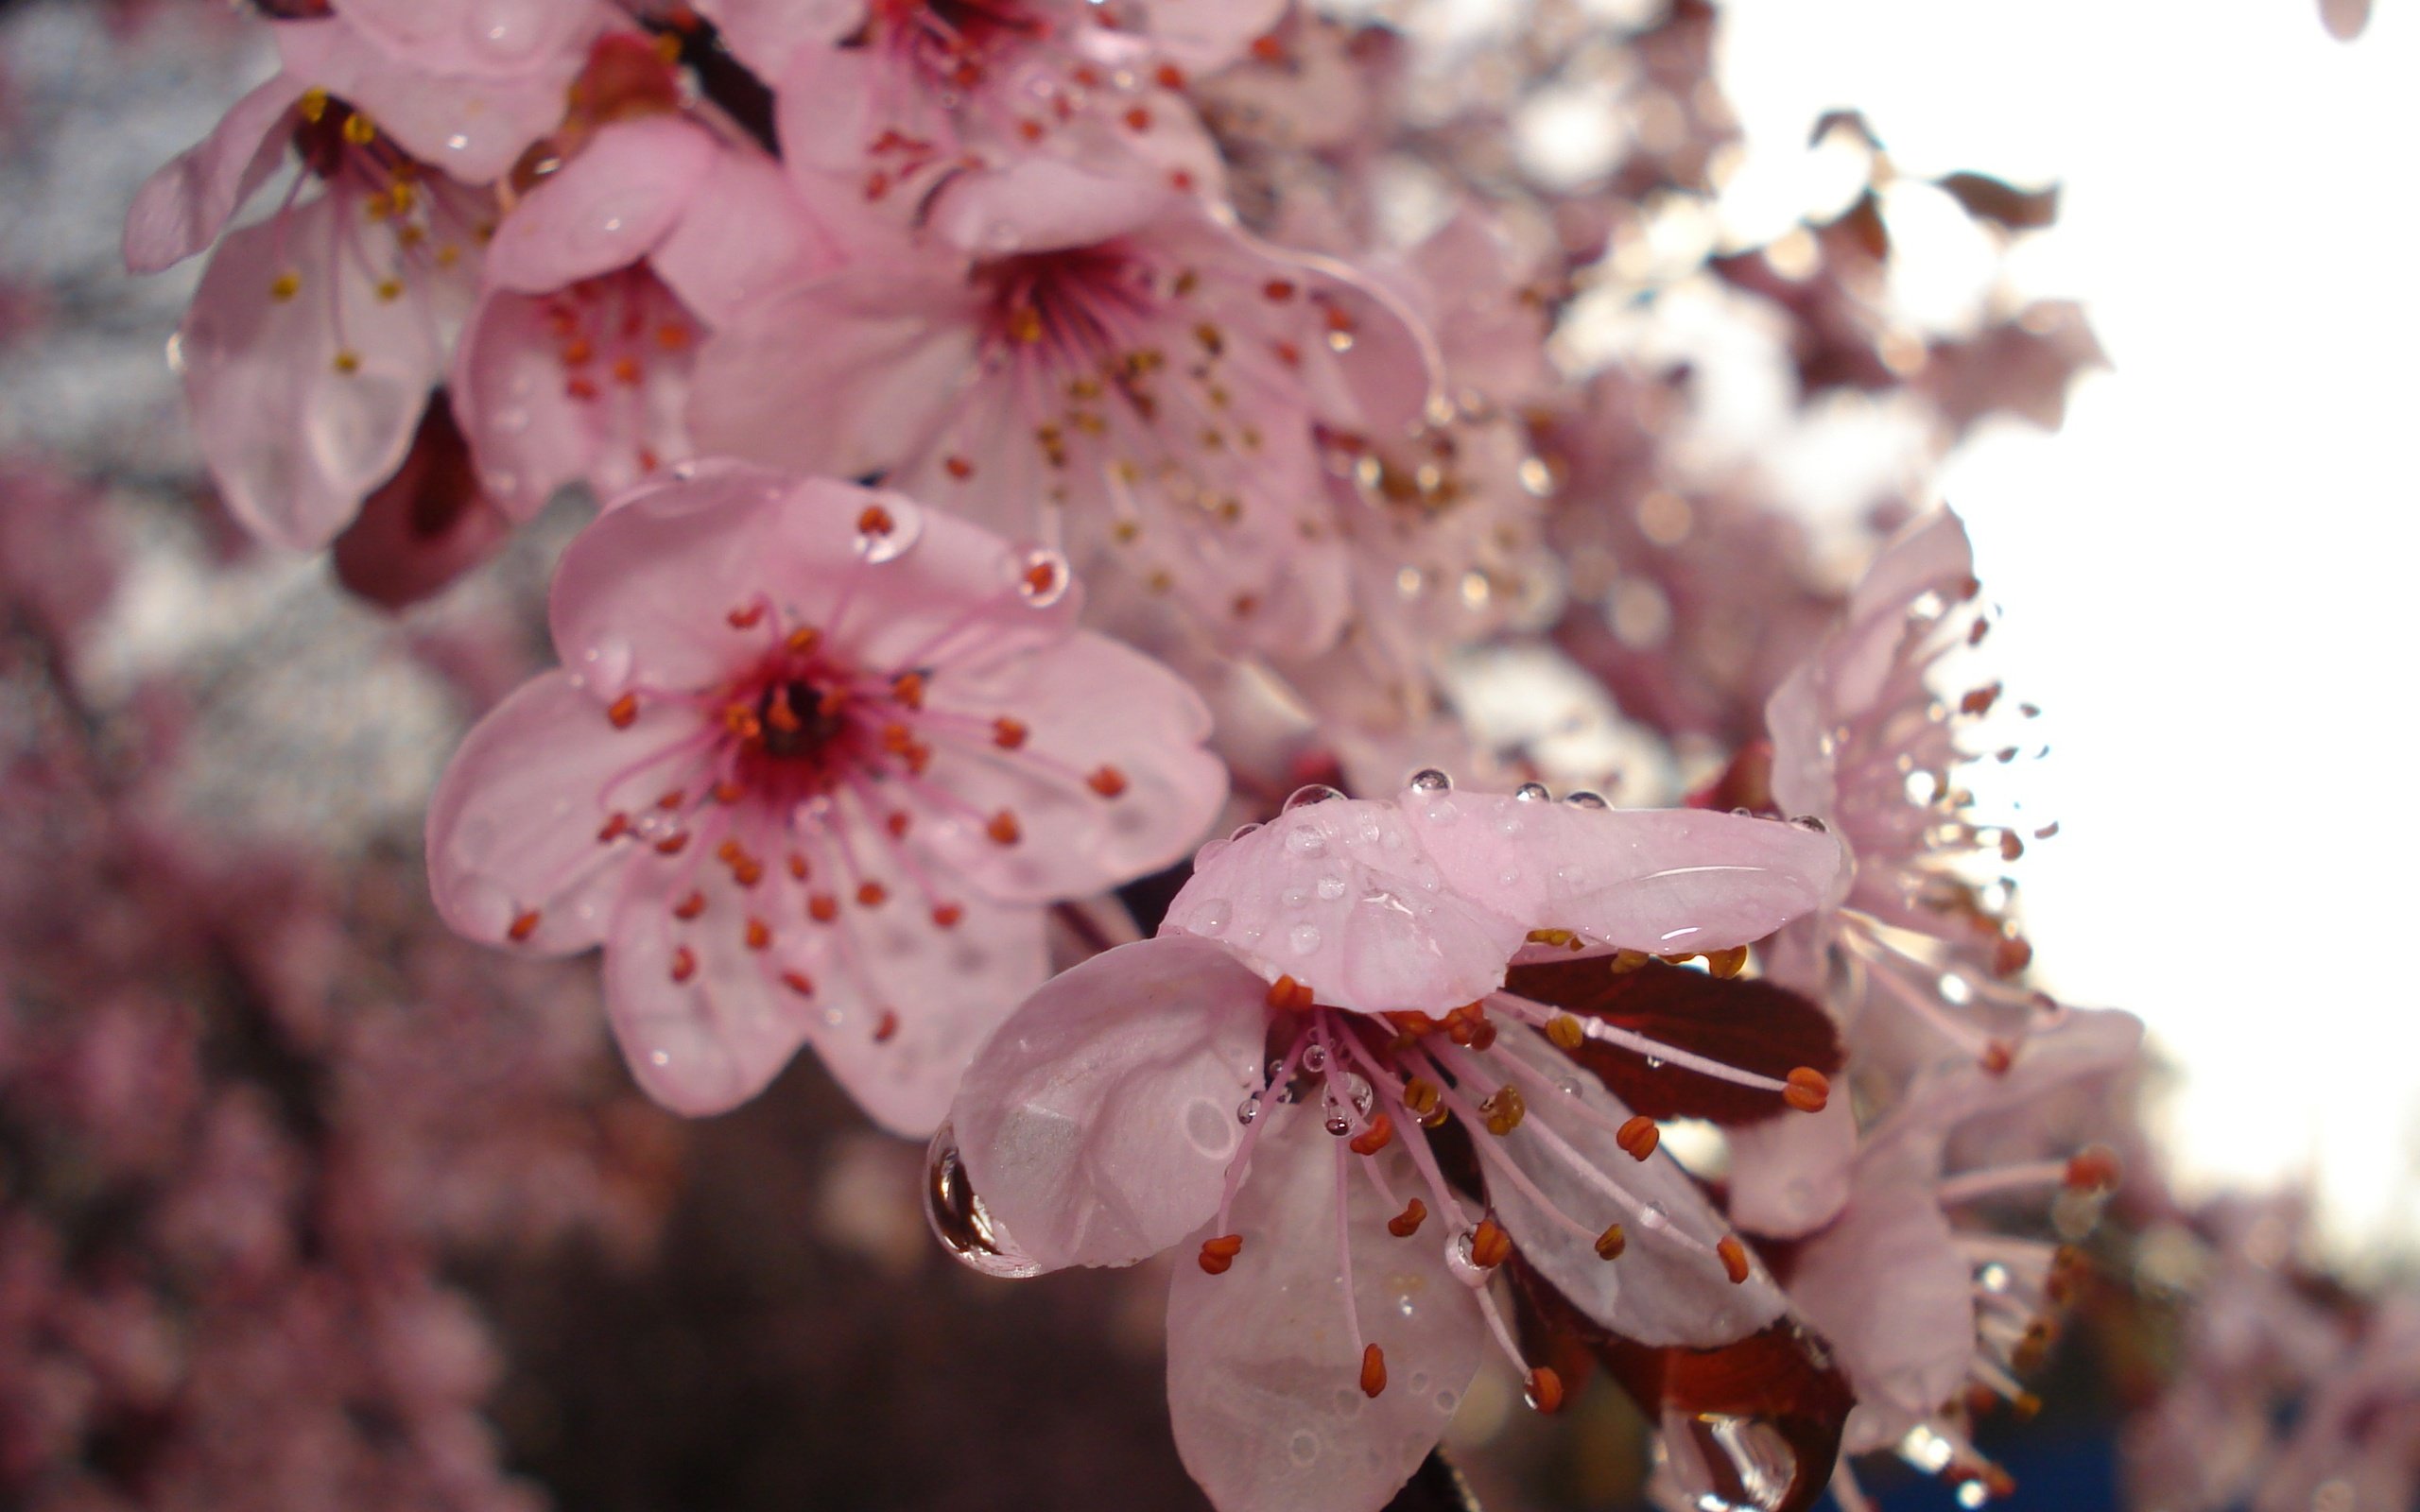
(1715, 0, 2420, 1261)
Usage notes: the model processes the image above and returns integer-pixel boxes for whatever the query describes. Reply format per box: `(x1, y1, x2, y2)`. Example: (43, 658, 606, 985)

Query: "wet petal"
(486, 117, 717, 291)
(1406, 788, 1843, 956)
(1167, 1105, 1482, 1512)
(1785, 1179, 1974, 1452)
(952, 936, 1267, 1270)
(123, 72, 305, 274)
(1165, 797, 1527, 1016)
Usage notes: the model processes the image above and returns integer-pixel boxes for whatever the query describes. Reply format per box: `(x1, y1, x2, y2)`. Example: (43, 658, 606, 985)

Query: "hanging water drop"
(1301, 1040, 1329, 1074)
(1013, 544, 1072, 606)
(1236, 1093, 1261, 1125)
(924, 1125, 1042, 1279)
(855, 495, 925, 563)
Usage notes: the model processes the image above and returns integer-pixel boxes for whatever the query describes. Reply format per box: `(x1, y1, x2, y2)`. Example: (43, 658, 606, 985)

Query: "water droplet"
(1288, 1430, 1320, 1466)
(1287, 824, 1329, 858)
(1285, 783, 1345, 811)
(1013, 544, 1071, 605)
(1645, 1056, 1666, 1071)
(1659, 1410, 1801, 1512)
(1236, 1093, 1260, 1125)
(1513, 782, 1551, 802)
(1266, 1057, 1288, 1084)
(1323, 1109, 1351, 1137)
(924, 1125, 1041, 1279)
(1228, 822, 1263, 843)
(1316, 875, 1347, 902)
(1434, 1388, 1460, 1413)
(856, 495, 925, 562)
(1189, 899, 1231, 936)
(1789, 815, 1827, 832)
(1978, 1263, 2012, 1294)
(1345, 1073, 1374, 1116)
(164, 333, 185, 374)
(445, 131, 471, 152)
(1444, 1229, 1490, 1288)
(582, 636, 634, 688)
(1288, 922, 1322, 956)
(1408, 768, 1453, 793)
(1300, 1040, 1328, 1074)
(1564, 790, 1609, 810)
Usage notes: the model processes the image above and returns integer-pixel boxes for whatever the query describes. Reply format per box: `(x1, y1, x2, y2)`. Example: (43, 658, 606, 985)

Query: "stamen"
(1717, 1234, 1752, 1284)
(669, 945, 697, 983)
(1086, 765, 1128, 797)
(1387, 1198, 1427, 1238)
(1595, 1222, 1627, 1260)
(1359, 1343, 1387, 1399)
(1347, 1113, 1394, 1157)
(1469, 1217, 1512, 1269)
(507, 909, 540, 942)
(985, 809, 1021, 845)
(1197, 1232, 1243, 1275)
(1616, 1115, 1661, 1160)
(1265, 975, 1316, 1013)
(1783, 1067, 1832, 1112)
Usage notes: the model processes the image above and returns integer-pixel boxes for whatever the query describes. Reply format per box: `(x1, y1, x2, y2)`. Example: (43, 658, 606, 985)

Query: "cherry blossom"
(944, 779, 1841, 1512)
(426, 462, 1226, 1129)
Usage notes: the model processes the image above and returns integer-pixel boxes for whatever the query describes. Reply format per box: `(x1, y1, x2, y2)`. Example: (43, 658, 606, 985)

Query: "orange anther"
(1783, 1067, 1831, 1113)
(508, 910, 541, 942)
(732, 858, 763, 888)
(1387, 1198, 1427, 1238)
(786, 626, 821, 654)
(1718, 1234, 1752, 1284)
(654, 833, 690, 855)
(873, 1009, 900, 1043)
(1264, 975, 1315, 1012)
(808, 893, 839, 922)
(1122, 105, 1151, 131)
(1198, 1233, 1244, 1275)
(1616, 1116, 1661, 1161)
(562, 337, 595, 366)
(672, 891, 705, 920)
(1262, 279, 1296, 301)
(1595, 1223, 1627, 1261)
(656, 789, 685, 810)
(886, 810, 910, 838)
(1703, 945, 1750, 979)
(1358, 1343, 1387, 1399)
(714, 780, 745, 805)
(597, 812, 631, 843)
(611, 355, 642, 386)
(890, 671, 925, 709)
(1249, 33, 1285, 61)
(857, 505, 895, 537)
(992, 716, 1028, 748)
(1980, 1040, 2016, 1075)
(985, 809, 1021, 845)
(786, 852, 808, 880)
(781, 971, 814, 996)
(1348, 1113, 1394, 1157)
(744, 918, 770, 950)
(1547, 1014, 1585, 1051)
(1525, 1367, 1564, 1415)
(669, 946, 697, 983)
(1470, 1218, 1512, 1269)
(1086, 765, 1128, 798)
(1023, 558, 1061, 597)
(655, 322, 690, 351)
(607, 692, 639, 728)
(1154, 62, 1185, 90)
(931, 902, 963, 928)
(765, 696, 801, 733)
(856, 882, 888, 908)
(1962, 681, 2003, 716)
(2064, 1145, 2122, 1193)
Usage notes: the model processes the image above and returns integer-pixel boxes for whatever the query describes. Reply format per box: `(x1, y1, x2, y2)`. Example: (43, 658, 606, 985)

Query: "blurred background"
(0, 1, 2411, 1509)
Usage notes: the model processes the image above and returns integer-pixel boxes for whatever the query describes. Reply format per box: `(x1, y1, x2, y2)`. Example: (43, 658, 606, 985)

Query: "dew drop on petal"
(1408, 768, 1453, 793)
(1288, 922, 1322, 955)
(1285, 782, 1346, 811)
(1513, 782, 1551, 802)
(1288, 1431, 1320, 1466)
(1444, 1229, 1489, 1288)
(1236, 1093, 1260, 1125)
(1288, 824, 1329, 858)
(924, 1124, 1042, 1279)
(1564, 790, 1609, 810)
(1316, 874, 1347, 901)
(1013, 544, 1071, 605)
(856, 496, 925, 562)
(1189, 899, 1231, 936)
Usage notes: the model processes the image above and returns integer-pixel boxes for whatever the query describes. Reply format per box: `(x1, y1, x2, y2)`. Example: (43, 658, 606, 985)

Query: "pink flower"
(454, 104, 847, 517)
(1774, 1007, 2139, 1506)
(425, 463, 1226, 1129)
(944, 779, 1841, 1512)
(690, 159, 1432, 653)
(1760, 508, 2057, 1079)
(705, 0, 1277, 213)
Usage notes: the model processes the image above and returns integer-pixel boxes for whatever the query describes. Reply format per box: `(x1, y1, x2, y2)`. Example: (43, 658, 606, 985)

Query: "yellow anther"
(1546, 1014, 1585, 1052)
(269, 270, 302, 301)
(299, 87, 330, 123)
(333, 350, 361, 375)
(374, 278, 404, 302)
(340, 111, 376, 146)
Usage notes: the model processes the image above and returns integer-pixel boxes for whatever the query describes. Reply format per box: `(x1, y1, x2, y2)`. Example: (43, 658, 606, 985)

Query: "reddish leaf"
(1503, 958, 1841, 1125)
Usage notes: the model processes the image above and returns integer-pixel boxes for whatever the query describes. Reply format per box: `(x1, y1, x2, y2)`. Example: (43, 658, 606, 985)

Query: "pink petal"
(123, 73, 305, 275)
(1166, 1104, 1483, 1512)
(691, 0, 864, 75)
(1784, 1178, 1974, 1452)
(685, 270, 982, 478)
(276, 15, 583, 183)
(327, 0, 608, 77)
(951, 936, 1268, 1270)
(1129, 0, 1288, 70)
(176, 198, 445, 550)
(916, 629, 1225, 902)
(1483, 1024, 1789, 1349)
(546, 471, 1082, 699)
(804, 885, 1048, 1136)
(927, 158, 1177, 257)
(1403, 788, 1843, 955)
(1165, 797, 1529, 1016)
(1724, 1095, 1856, 1240)
(485, 117, 717, 292)
(424, 668, 695, 954)
(650, 147, 849, 327)
(447, 288, 607, 519)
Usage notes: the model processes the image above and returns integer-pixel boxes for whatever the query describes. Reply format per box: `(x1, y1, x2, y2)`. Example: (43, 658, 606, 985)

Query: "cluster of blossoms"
(0, 0, 2377, 1507)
